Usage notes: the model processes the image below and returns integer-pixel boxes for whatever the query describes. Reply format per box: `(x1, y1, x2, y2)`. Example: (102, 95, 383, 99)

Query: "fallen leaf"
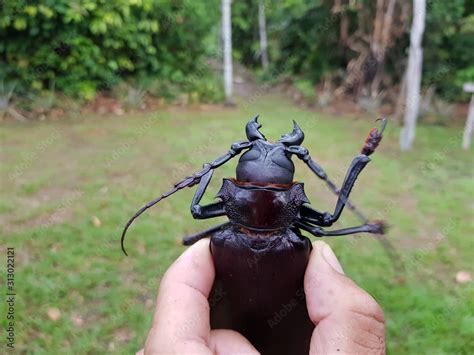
(71, 314, 84, 327)
(47, 307, 61, 321)
(456, 271, 472, 284)
(99, 186, 108, 194)
(115, 328, 134, 342)
(145, 298, 154, 310)
(137, 244, 146, 255)
(91, 216, 101, 227)
(113, 107, 125, 116)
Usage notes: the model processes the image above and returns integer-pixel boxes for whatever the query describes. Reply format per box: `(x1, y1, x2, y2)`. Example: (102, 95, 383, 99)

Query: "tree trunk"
(222, 0, 233, 105)
(400, 0, 425, 151)
(371, 0, 397, 97)
(258, 1, 269, 70)
(394, 70, 407, 123)
(337, 0, 406, 100)
(462, 94, 474, 150)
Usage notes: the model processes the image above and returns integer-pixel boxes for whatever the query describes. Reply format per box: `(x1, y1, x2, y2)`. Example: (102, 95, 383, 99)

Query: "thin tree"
(462, 83, 474, 150)
(400, 0, 426, 151)
(370, 0, 397, 97)
(222, 0, 233, 105)
(335, 0, 408, 100)
(258, 1, 269, 70)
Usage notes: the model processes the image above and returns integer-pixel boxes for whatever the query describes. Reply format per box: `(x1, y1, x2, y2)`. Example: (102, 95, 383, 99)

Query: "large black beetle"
(121, 116, 386, 355)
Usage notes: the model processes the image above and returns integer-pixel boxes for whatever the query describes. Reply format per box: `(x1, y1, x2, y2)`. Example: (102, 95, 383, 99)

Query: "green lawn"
(1, 95, 473, 354)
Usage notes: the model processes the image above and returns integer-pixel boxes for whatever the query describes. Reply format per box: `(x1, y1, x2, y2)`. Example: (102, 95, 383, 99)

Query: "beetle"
(121, 116, 387, 355)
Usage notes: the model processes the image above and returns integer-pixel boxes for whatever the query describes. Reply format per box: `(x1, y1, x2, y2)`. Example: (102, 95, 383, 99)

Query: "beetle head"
(237, 117, 302, 184)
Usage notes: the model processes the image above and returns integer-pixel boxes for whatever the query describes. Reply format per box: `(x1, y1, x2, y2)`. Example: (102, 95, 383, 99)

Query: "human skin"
(138, 239, 385, 354)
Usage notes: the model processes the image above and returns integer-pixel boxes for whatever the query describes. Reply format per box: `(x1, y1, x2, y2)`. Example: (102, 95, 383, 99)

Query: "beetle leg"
(287, 120, 386, 224)
(121, 140, 252, 255)
(182, 222, 231, 245)
(300, 204, 330, 226)
(190, 169, 226, 219)
(325, 154, 371, 224)
(286, 145, 369, 223)
(191, 202, 226, 219)
(189, 141, 256, 220)
(296, 220, 386, 237)
(361, 117, 387, 156)
(292, 152, 371, 225)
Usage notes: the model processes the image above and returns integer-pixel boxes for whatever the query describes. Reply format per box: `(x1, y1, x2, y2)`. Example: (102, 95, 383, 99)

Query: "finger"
(305, 241, 385, 354)
(209, 329, 259, 355)
(144, 238, 215, 354)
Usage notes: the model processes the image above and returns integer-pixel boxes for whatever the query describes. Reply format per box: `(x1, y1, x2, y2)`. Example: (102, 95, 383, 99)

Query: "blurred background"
(0, 0, 473, 353)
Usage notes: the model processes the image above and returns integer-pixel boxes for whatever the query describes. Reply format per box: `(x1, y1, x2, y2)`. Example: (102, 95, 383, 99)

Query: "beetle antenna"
(121, 185, 180, 256)
(121, 166, 211, 255)
(121, 140, 253, 255)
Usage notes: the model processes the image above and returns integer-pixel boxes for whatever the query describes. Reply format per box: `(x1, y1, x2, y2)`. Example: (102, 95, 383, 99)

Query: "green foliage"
(423, 0, 474, 101)
(232, 0, 260, 67)
(1, 0, 473, 105)
(233, 0, 473, 102)
(293, 79, 316, 103)
(276, 3, 343, 83)
(0, 0, 220, 101)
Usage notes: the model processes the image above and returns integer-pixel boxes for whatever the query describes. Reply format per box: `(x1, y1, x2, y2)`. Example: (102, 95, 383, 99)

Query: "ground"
(0, 94, 473, 354)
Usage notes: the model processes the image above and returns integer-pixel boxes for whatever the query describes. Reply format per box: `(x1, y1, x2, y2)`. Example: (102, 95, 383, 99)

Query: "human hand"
(138, 239, 258, 354)
(138, 239, 385, 354)
(304, 241, 385, 354)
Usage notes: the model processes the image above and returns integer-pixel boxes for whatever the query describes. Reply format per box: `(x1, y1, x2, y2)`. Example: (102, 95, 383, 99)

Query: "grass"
(0, 94, 473, 354)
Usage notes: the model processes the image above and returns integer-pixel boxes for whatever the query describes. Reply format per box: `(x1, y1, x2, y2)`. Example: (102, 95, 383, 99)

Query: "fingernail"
(318, 242, 344, 274)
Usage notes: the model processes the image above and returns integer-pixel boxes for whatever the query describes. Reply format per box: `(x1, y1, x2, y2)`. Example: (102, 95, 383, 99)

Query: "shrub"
(293, 79, 316, 105)
(0, 0, 220, 101)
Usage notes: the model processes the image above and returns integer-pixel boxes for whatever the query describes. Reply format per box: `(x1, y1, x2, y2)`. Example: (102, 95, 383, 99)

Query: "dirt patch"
(3, 186, 82, 232)
(108, 172, 134, 185)
(85, 94, 125, 116)
(23, 208, 75, 230)
(108, 327, 135, 351)
(20, 186, 80, 207)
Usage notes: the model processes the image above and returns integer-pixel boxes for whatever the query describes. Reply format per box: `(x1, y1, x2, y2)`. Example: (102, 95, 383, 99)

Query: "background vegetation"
(1, 0, 473, 105)
(234, 0, 474, 101)
(0, 0, 473, 354)
(0, 0, 221, 102)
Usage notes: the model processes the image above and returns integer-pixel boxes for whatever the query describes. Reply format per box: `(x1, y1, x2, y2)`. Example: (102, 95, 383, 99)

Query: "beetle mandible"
(121, 116, 387, 355)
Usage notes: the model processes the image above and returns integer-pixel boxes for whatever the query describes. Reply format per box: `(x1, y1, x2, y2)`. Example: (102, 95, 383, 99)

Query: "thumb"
(305, 241, 385, 354)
